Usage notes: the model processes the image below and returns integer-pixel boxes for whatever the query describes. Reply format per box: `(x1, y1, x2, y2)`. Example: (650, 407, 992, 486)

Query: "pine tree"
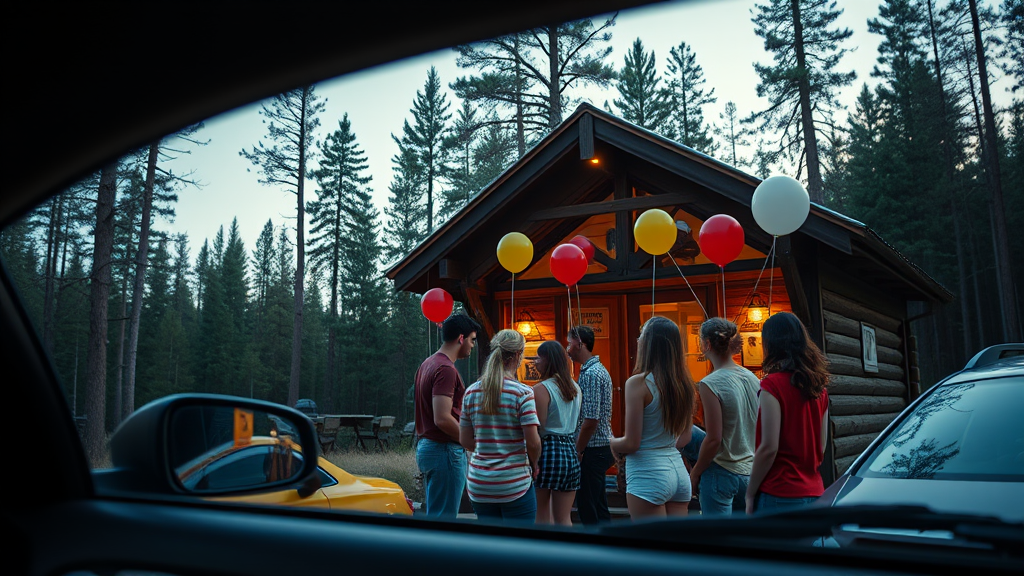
(610, 38, 673, 134)
(716, 101, 753, 168)
(440, 101, 482, 221)
(308, 113, 372, 411)
(666, 41, 718, 153)
(998, 0, 1023, 93)
(750, 0, 856, 204)
(452, 32, 541, 157)
(399, 67, 451, 234)
(520, 16, 618, 127)
(474, 117, 517, 188)
(384, 139, 426, 264)
(240, 87, 324, 406)
(453, 16, 617, 150)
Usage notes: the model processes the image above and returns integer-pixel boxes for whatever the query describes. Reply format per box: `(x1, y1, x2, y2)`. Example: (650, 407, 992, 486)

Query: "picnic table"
(313, 414, 375, 452)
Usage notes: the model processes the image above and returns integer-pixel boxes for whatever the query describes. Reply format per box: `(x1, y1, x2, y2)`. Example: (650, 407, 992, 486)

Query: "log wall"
(821, 289, 907, 476)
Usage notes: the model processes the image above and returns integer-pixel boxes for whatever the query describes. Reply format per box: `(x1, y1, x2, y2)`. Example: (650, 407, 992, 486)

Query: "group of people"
(413, 308, 831, 525)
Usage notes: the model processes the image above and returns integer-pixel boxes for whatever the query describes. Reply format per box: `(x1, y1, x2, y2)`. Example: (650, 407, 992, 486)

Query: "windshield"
(2, 0, 1023, 556)
(859, 378, 1024, 482)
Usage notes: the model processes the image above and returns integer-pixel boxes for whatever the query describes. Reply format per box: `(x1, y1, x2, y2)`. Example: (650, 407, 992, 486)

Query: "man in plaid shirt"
(568, 325, 614, 524)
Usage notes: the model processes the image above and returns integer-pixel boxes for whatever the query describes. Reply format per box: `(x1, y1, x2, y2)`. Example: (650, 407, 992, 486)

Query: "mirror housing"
(93, 394, 321, 499)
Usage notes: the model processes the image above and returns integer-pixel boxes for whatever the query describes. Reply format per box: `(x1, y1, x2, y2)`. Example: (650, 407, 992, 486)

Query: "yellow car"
(177, 436, 413, 516)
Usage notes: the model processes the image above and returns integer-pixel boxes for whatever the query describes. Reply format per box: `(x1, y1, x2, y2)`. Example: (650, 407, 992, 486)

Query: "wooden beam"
(825, 331, 904, 365)
(614, 172, 631, 273)
(492, 257, 773, 292)
(821, 290, 903, 332)
(527, 192, 689, 221)
(830, 395, 907, 416)
(463, 286, 495, 341)
(824, 311, 901, 348)
(834, 432, 881, 459)
(829, 353, 905, 380)
(579, 113, 594, 160)
(829, 375, 906, 397)
(832, 412, 901, 437)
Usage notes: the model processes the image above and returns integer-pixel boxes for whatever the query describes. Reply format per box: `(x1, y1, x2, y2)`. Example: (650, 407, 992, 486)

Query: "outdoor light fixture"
(747, 292, 770, 323)
(516, 309, 543, 340)
(590, 158, 600, 164)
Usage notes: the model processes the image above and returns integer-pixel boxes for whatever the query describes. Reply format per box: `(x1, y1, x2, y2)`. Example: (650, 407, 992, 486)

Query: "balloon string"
(575, 284, 583, 329)
(669, 252, 708, 320)
(721, 266, 727, 318)
(651, 257, 656, 317)
(566, 285, 573, 333)
(511, 272, 515, 330)
(768, 236, 776, 318)
(730, 240, 776, 325)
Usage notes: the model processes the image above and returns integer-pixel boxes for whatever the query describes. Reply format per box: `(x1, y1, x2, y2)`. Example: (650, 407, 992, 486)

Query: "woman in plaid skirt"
(533, 340, 582, 525)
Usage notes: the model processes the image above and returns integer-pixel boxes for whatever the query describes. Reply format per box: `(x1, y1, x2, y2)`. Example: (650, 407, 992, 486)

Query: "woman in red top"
(745, 312, 830, 514)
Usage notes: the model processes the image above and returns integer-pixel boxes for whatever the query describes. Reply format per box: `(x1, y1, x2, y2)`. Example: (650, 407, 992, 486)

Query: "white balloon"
(751, 175, 810, 236)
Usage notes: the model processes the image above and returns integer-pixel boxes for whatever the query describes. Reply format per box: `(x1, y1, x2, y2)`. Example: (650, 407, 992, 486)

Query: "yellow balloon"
(496, 232, 533, 273)
(634, 209, 677, 255)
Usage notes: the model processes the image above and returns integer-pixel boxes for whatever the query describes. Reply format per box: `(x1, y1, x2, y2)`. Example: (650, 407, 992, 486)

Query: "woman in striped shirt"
(460, 329, 542, 522)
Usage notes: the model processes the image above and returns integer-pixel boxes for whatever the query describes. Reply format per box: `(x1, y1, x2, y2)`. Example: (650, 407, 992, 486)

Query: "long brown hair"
(633, 316, 695, 436)
(761, 312, 830, 399)
(480, 329, 525, 414)
(537, 340, 577, 402)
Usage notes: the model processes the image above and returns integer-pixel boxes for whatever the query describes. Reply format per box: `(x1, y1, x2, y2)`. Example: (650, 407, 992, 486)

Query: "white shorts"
(625, 449, 692, 505)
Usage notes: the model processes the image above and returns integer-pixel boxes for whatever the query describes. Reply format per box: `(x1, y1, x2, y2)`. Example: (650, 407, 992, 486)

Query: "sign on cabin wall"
(861, 322, 879, 373)
(573, 308, 610, 338)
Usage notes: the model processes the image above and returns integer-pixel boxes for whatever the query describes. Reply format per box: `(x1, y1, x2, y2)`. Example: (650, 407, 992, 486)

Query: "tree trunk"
(124, 143, 159, 419)
(791, 0, 824, 204)
(547, 26, 561, 127)
(84, 163, 118, 464)
(288, 89, 308, 409)
(42, 193, 64, 355)
(968, 0, 1020, 341)
(514, 34, 526, 158)
(926, 0, 973, 359)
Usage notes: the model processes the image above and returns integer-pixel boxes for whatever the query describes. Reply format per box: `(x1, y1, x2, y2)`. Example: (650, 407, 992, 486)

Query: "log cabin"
(386, 103, 952, 485)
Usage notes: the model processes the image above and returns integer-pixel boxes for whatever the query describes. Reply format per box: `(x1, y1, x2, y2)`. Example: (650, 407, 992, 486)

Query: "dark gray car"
(819, 344, 1024, 546)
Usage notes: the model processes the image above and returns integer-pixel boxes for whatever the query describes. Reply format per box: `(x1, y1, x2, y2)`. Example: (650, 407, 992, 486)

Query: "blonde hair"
(480, 329, 526, 414)
(633, 316, 696, 436)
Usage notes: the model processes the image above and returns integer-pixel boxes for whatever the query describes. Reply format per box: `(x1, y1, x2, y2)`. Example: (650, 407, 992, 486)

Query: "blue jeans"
(699, 462, 749, 516)
(472, 484, 536, 523)
(756, 493, 818, 513)
(415, 438, 467, 518)
(679, 425, 705, 464)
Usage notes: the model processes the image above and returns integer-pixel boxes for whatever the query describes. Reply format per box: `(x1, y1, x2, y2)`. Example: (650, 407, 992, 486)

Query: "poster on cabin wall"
(861, 323, 879, 373)
(741, 332, 763, 367)
(519, 340, 542, 384)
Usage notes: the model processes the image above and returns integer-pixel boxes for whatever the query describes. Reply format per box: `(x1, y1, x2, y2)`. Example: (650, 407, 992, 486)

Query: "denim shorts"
(625, 449, 691, 505)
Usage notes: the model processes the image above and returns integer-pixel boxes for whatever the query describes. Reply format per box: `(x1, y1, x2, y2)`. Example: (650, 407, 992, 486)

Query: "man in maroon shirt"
(414, 313, 481, 517)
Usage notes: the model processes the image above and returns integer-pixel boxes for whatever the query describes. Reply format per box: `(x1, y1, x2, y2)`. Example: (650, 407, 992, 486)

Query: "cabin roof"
(385, 103, 952, 305)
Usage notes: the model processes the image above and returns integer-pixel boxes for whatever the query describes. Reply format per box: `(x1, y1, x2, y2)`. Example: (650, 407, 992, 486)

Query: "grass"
(324, 445, 423, 504)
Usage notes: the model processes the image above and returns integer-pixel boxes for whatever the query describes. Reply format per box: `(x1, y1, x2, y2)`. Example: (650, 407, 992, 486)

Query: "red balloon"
(549, 243, 588, 286)
(698, 214, 745, 267)
(420, 288, 454, 323)
(569, 235, 595, 264)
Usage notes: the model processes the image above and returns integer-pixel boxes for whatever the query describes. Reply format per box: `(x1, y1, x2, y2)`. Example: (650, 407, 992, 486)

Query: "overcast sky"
(159, 0, 1014, 257)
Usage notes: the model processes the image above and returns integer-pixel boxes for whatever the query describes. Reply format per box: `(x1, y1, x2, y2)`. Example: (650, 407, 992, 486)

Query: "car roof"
(940, 355, 1024, 387)
(4, 0, 662, 227)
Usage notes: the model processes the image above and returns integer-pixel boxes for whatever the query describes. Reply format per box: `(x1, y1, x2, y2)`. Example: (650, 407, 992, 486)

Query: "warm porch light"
(590, 158, 600, 164)
(747, 292, 769, 323)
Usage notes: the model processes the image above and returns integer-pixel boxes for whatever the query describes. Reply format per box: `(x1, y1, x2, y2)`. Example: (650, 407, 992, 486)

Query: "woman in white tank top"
(610, 316, 697, 520)
(532, 340, 582, 525)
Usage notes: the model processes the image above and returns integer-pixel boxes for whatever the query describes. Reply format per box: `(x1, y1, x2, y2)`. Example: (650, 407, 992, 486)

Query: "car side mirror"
(93, 394, 321, 499)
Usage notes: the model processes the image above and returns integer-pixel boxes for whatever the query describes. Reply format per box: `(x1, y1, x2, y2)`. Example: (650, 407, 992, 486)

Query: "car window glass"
(859, 379, 1024, 482)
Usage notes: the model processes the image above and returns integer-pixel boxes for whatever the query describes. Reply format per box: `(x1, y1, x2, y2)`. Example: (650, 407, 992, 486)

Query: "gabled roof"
(386, 103, 952, 304)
